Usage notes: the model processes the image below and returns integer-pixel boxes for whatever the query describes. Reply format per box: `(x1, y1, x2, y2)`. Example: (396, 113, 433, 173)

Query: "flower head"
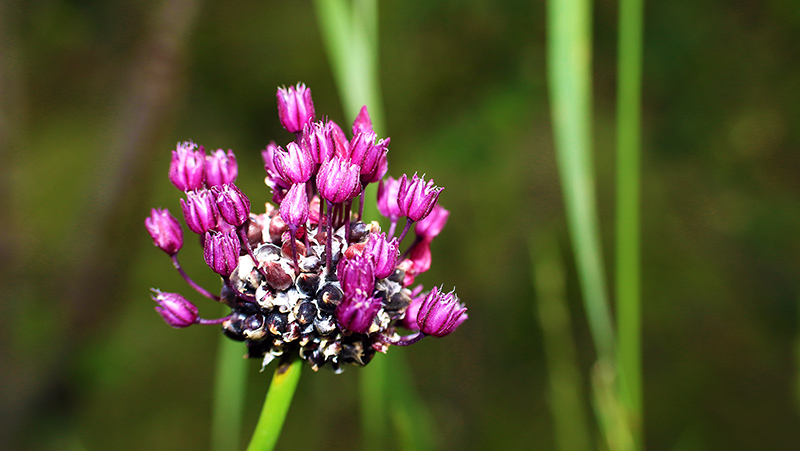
(145, 208, 183, 255)
(277, 83, 315, 133)
(146, 82, 464, 373)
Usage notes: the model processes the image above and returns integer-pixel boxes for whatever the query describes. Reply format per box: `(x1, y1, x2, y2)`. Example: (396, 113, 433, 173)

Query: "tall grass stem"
(615, 0, 644, 446)
(546, 0, 615, 362)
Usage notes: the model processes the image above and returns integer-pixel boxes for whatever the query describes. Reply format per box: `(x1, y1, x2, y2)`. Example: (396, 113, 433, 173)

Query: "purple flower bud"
(169, 141, 206, 191)
(363, 232, 399, 279)
(181, 189, 219, 234)
(350, 132, 390, 183)
(151, 289, 198, 328)
(277, 83, 315, 133)
(144, 208, 183, 255)
(416, 286, 467, 337)
(376, 176, 402, 221)
(336, 288, 382, 334)
(274, 141, 314, 184)
(280, 183, 309, 228)
(262, 141, 292, 203)
(205, 149, 238, 187)
(212, 183, 250, 226)
(352, 105, 373, 136)
(415, 204, 449, 240)
(337, 254, 375, 296)
(397, 173, 443, 222)
(363, 151, 389, 185)
(301, 121, 336, 165)
(203, 230, 240, 276)
(330, 121, 351, 159)
(316, 156, 361, 204)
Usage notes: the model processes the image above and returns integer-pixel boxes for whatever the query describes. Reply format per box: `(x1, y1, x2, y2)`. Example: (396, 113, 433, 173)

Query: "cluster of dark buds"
(145, 83, 467, 372)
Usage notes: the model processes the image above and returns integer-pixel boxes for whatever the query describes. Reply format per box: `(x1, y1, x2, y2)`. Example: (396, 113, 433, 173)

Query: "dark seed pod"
(349, 221, 370, 243)
(266, 312, 288, 336)
(222, 312, 248, 341)
(296, 273, 320, 296)
(317, 284, 343, 310)
(388, 268, 405, 283)
(385, 291, 411, 318)
(243, 313, 268, 341)
(295, 301, 318, 325)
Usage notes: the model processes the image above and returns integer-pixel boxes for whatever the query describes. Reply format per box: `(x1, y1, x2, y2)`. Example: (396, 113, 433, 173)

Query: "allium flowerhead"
(317, 156, 361, 204)
(145, 208, 183, 255)
(212, 183, 251, 226)
(350, 132, 390, 183)
(376, 176, 402, 221)
(336, 289, 381, 334)
(205, 149, 238, 187)
(203, 230, 240, 277)
(415, 204, 449, 240)
(169, 141, 205, 191)
(181, 189, 219, 234)
(277, 83, 315, 133)
(280, 183, 309, 228)
(416, 286, 467, 337)
(397, 173, 443, 222)
(151, 290, 198, 328)
(274, 141, 314, 184)
(363, 232, 399, 279)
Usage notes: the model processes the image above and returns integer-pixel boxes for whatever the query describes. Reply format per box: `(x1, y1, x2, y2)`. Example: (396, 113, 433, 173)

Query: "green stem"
(615, 0, 644, 446)
(245, 359, 302, 451)
(211, 332, 248, 451)
(546, 0, 615, 362)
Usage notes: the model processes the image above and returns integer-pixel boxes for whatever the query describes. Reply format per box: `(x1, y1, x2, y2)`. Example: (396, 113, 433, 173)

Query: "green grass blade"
(546, 0, 615, 361)
(615, 0, 644, 446)
(211, 334, 248, 451)
(530, 233, 592, 451)
(245, 359, 302, 451)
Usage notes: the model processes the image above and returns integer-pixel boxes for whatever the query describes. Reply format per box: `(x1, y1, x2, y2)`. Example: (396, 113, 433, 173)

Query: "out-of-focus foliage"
(2, 0, 800, 450)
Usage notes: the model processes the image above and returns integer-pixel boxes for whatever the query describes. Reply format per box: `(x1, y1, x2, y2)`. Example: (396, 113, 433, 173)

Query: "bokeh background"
(3, 0, 800, 450)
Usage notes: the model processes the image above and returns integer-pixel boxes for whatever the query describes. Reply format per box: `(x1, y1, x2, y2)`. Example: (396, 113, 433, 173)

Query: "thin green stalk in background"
(245, 359, 302, 451)
(615, 0, 644, 446)
(314, 3, 433, 450)
(530, 233, 592, 451)
(546, 0, 614, 365)
(211, 332, 247, 451)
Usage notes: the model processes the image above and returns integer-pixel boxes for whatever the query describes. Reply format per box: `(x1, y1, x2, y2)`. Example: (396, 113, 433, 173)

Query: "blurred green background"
(2, 0, 800, 450)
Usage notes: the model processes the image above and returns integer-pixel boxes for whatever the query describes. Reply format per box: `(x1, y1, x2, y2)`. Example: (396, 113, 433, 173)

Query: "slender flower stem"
(171, 254, 220, 301)
(238, 226, 268, 279)
(224, 278, 256, 303)
(388, 220, 397, 238)
(288, 225, 300, 275)
(386, 332, 425, 346)
(397, 218, 413, 245)
(325, 200, 334, 276)
(245, 358, 303, 451)
(196, 315, 231, 325)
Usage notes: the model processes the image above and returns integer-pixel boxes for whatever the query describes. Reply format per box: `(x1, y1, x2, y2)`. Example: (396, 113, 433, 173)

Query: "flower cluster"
(145, 83, 466, 372)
